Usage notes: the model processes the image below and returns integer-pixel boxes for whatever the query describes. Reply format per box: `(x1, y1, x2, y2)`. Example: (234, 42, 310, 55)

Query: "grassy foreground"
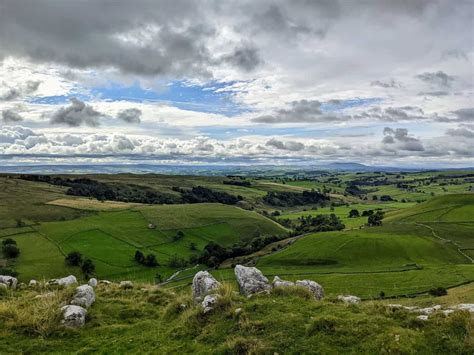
(0, 282, 473, 354)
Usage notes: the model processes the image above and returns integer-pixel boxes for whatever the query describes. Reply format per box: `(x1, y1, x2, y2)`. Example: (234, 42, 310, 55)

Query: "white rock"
(272, 276, 295, 288)
(99, 280, 112, 285)
(201, 294, 220, 313)
(415, 305, 441, 315)
(34, 292, 55, 299)
(234, 265, 271, 296)
(48, 275, 77, 287)
(403, 306, 419, 311)
(29, 280, 38, 287)
(416, 315, 429, 321)
(442, 309, 455, 316)
(295, 280, 324, 300)
(192, 271, 221, 301)
(61, 305, 87, 328)
(337, 295, 361, 304)
(451, 304, 474, 313)
(235, 307, 243, 316)
(71, 285, 95, 308)
(0, 275, 18, 289)
(88, 278, 98, 287)
(120, 281, 133, 289)
(387, 304, 403, 309)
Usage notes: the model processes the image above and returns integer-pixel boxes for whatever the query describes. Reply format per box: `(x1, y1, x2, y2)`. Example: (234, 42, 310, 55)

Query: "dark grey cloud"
(49, 98, 103, 127)
(418, 91, 449, 97)
(446, 127, 474, 138)
(266, 138, 304, 151)
(453, 108, 474, 122)
(382, 127, 424, 151)
(416, 71, 454, 87)
(0, 80, 41, 101)
(117, 108, 142, 124)
(2, 109, 24, 123)
(355, 106, 425, 122)
(252, 100, 340, 123)
(370, 79, 400, 88)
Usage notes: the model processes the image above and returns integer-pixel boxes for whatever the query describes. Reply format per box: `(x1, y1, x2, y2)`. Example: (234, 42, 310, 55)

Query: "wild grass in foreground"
(0, 282, 472, 353)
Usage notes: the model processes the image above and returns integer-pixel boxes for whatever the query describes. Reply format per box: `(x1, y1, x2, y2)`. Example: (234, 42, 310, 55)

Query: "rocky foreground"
(0, 267, 473, 353)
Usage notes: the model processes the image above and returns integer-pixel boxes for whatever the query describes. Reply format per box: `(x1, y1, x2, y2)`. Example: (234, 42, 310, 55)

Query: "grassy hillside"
(0, 281, 472, 353)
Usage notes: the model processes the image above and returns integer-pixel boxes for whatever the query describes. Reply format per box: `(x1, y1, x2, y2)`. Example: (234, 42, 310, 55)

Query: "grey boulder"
(337, 295, 361, 304)
(48, 275, 77, 287)
(88, 278, 98, 287)
(234, 265, 271, 296)
(71, 284, 95, 308)
(201, 294, 220, 313)
(295, 280, 324, 300)
(0, 275, 18, 289)
(272, 276, 295, 288)
(61, 305, 87, 328)
(192, 271, 221, 301)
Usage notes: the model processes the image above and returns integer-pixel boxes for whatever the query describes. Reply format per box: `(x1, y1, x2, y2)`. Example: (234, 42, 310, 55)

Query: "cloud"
(453, 108, 474, 122)
(370, 79, 400, 88)
(446, 126, 474, 138)
(382, 127, 424, 151)
(2, 110, 24, 123)
(252, 100, 340, 123)
(416, 71, 454, 87)
(266, 138, 304, 151)
(117, 108, 142, 124)
(0, 80, 41, 101)
(49, 98, 104, 127)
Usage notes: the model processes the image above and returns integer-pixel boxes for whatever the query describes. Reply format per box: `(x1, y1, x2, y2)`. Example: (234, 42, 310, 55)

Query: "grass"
(0, 282, 472, 353)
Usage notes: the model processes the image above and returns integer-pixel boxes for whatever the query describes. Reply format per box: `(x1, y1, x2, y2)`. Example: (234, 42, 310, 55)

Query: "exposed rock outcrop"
(71, 285, 95, 308)
(0, 275, 18, 289)
(192, 271, 221, 301)
(201, 294, 220, 313)
(234, 265, 271, 296)
(272, 276, 295, 288)
(295, 280, 324, 300)
(120, 281, 133, 289)
(48, 275, 77, 287)
(61, 305, 87, 328)
(337, 295, 361, 304)
(88, 278, 98, 287)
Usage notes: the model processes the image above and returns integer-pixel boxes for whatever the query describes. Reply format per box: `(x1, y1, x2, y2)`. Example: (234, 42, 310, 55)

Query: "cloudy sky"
(0, 0, 473, 168)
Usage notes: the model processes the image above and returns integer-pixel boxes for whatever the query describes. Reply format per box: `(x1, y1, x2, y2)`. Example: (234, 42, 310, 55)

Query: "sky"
(0, 0, 473, 168)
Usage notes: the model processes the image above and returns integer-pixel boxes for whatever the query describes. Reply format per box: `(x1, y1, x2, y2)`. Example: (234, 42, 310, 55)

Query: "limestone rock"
(416, 315, 429, 321)
(192, 271, 221, 301)
(71, 285, 95, 308)
(120, 280, 133, 289)
(295, 280, 324, 300)
(452, 304, 474, 313)
(234, 265, 271, 296)
(201, 294, 220, 313)
(0, 275, 18, 289)
(61, 305, 87, 328)
(414, 305, 441, 315)
(99, 280, 112, 285)
(29, 280, 38, 287)
(88, 278, 98, 287)
(272, 276, 294, 288)
(48, 275, 77, 287)
(337, 295, 361, 304)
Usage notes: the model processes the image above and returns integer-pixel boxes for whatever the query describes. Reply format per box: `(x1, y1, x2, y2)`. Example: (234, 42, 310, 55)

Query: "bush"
(81, 259, 95, 277)
(65, 251, 82, 266)
(3, 244, 20, 258)
(134, 250, 145, 264)
(0, 268, 18, 277)
(429, 287, 448, 297)
(2, 238, 16, 246)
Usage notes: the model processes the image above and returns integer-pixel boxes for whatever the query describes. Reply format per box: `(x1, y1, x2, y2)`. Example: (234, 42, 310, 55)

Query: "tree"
(65, 251, 83, 266)
(2, 238, 16, 246)
(189, 242, 197, 251)
(134, 250, 145, 264)
(367, 211, 384, 226)
(2, 244, 20, 258)
(348, 209, 360, 218)
(81, 259, 95, 277)
(173, 231, 185, 241)
(144, 254, 158, 267)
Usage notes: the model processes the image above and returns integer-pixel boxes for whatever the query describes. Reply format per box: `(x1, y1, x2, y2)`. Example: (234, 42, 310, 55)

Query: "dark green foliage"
(168, 255, 188, 268)
(2, 244, 20, 258)
(172, 231, 185, 241)
(361, 209, 374, 217)
(380, 195, 394, 201)
(134, 250, 145, 264)
(81, 259, 95, 277)
(65, 251, 83, 266)
(135, 250, 158, 267)
(263, 189, 328, 207)
(179, 186, 242, 205)
(428, 287, 448, 297)
(223, 179, 251, 187)
(348, 209, 360, 218)
(296, 214, 345, 233)
(367, 211, 384, 226)
(0, 268, 18, 277)
(2, 238, 16, 246)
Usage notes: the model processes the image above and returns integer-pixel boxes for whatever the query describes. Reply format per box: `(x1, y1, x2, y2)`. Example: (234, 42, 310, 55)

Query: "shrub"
(134, 250, 145, 264)
(2, 238, 16, 246)
(3, 244, 20, 258)
(428, 287, 448, 297)
(65, 251, 83, 266)
(81, 259, 95, 277)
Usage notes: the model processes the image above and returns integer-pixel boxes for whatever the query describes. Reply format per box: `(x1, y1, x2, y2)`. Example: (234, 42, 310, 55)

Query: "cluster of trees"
(134, 251, 159, 267)
(65, 251, 95, 277)
(367, 211, 385, 226)
(176, 186, 243, 205)
(263, 190, 328, 207)
(196, 234, 283, 267)
(295, 214, 345, 233)
(2, 238, 20, 258)
(223, 180, 252, 187)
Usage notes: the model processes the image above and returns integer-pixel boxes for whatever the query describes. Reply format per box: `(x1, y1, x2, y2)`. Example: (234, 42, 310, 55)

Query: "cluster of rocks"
(387, 303, 474, 321)
(61, 277, 98, 328)
(191, 265, 333, 313)
(0, 275, 18, 289)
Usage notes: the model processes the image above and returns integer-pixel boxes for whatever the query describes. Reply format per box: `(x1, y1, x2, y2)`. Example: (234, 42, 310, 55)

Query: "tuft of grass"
(221, 337, 267, 355)
(271, 285, 315, 300)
